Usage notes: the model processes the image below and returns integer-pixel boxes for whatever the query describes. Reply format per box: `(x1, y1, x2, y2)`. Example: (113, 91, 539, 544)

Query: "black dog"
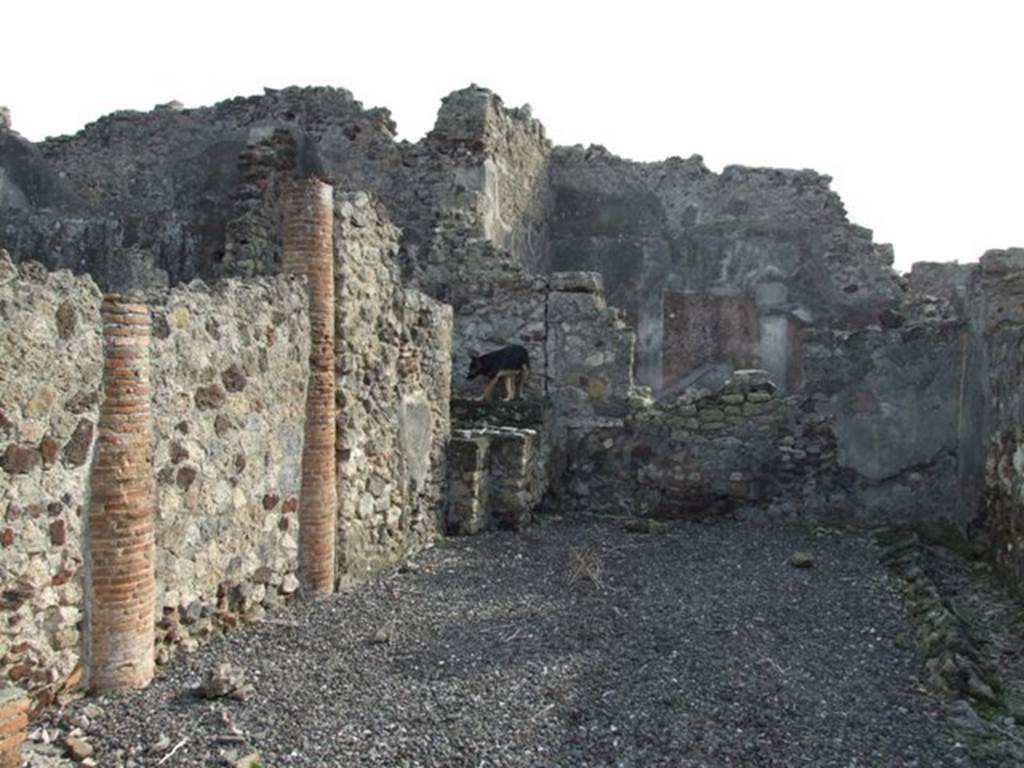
(467, 345, 530, 401)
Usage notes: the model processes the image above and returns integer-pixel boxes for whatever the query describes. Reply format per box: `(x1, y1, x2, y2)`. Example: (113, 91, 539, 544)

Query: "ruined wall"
(0, 256, 312, 703)
(799, 322, 967, 525)
(147, 276, 310, 656)
(968, 249, 1024, 590)
(333, 192, 452, 582)
(451, 271, 633, 419)
(548, 145, 903, 391)
(1, 85, 550, 304)
(395, 87, 550, 298)
(0, 252, 102, 709)
(562, 371, 835, 519)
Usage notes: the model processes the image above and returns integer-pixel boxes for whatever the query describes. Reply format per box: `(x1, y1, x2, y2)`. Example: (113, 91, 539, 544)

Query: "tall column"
(86, 296, 155, 693)
(283, 179, 337, 595)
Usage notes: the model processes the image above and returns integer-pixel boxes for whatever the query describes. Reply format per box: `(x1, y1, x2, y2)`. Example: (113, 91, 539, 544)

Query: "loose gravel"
(41, 518, 980, 767)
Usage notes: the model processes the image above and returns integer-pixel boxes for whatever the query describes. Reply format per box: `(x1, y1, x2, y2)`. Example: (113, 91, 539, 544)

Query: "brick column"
(283, 179, 337, 595)
(0, 687, 28, 768)
(86, 296, 155, 693)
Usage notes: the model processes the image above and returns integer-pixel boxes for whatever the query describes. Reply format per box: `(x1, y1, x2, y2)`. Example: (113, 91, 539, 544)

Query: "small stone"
(63, 419, 95, 467)
(39, 435, 60, 466)
(147, 733, 172, 755)
(49, 518, 67, 546)
(2, 444, 42, 474)
(64, 736, 94, 762)
(176, 466, 198, 490)
(170, 442, 189, 464)
(195, 384, 227, 410)
(221, 363, 248, 393)
(56, 300, 78, 340)
(200, 663, 254, 701)
(371, 625, 394, 645)
(235, 753, 262, 768)
(624, 519, 667, 535)
(790, 552, 815, 569)
(280, 574, 299, 595)
(214, 414, 236, 436)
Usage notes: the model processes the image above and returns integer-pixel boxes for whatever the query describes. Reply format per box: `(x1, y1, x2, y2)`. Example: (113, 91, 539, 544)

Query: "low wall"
(0, 252, 312, 703)
(562, 371, 833, 518)
(147, 276, 310, 658)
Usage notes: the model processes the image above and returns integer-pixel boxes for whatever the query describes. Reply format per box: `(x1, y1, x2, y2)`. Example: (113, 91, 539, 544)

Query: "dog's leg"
(503, 375, 515, 401)
(517, 366, 530, 399)
(480, 376, 500, 402)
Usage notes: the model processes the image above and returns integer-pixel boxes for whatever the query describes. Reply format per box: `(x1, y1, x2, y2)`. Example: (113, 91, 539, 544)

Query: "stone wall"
(333, 192, 452, 582)
(547, 145, 903, 391)
(1, 85, 550, 303)
(799, 321, 967, 526)
(147, 276, 310, 656)
(0, 257, 312, 704)
(0, 238, 454, 705)
(968, 249, 1024, 591)
(561, 371, 835, 519)
(0, 251, 102, 709)
(451, 271, 633, 419)
(448, 399, 549, 535)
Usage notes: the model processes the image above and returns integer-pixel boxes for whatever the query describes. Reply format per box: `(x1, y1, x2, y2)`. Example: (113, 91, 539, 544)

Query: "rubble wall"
(0, 258, 312, 704)
(333, 192, 452, 582)
(0, 252, 103, 709)
(147, 276, 310, 658)
(562, 373, 836, 519)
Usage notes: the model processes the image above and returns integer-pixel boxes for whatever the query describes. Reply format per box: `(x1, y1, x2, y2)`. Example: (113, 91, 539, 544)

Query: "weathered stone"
(221, 363, 247, 393)
(175, 466, 198, 491)
(194, 384, 226, 410)
(38, 435, 60, 467)
(62, 419, 94, 468)
(64, 735, 94, 761)
(790, 552, 815, 569)
(1, 445, 41, 475)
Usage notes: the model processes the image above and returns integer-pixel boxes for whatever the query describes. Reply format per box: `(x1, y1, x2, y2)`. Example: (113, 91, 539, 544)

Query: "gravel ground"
(37, 517, 979, 767)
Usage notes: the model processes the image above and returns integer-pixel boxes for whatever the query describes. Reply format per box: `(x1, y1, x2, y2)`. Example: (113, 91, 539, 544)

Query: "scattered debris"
(790, 551, 816, 569)
(200, 663, 256, 702)
(63, 735, 94, 762)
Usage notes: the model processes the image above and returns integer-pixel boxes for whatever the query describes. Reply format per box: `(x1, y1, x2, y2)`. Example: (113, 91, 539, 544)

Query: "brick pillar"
(86, 296, 155, 693)
(283, 179, 337, 595)
(0, 687, 28, 768)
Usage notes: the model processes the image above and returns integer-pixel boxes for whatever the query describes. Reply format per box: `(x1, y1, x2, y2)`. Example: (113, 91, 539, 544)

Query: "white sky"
(4, 0, 1021, 271)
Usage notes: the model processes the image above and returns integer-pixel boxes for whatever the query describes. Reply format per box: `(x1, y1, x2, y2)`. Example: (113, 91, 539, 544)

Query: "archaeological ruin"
(1, 84, 1023, 764)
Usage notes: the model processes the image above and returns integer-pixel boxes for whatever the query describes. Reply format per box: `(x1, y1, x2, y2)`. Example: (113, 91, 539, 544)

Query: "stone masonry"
(282, 179, 337, 595)
(86, 295, 155, 693)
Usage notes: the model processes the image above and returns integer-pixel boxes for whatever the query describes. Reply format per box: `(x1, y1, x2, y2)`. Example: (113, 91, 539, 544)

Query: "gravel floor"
(42, 518, 978, 767)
